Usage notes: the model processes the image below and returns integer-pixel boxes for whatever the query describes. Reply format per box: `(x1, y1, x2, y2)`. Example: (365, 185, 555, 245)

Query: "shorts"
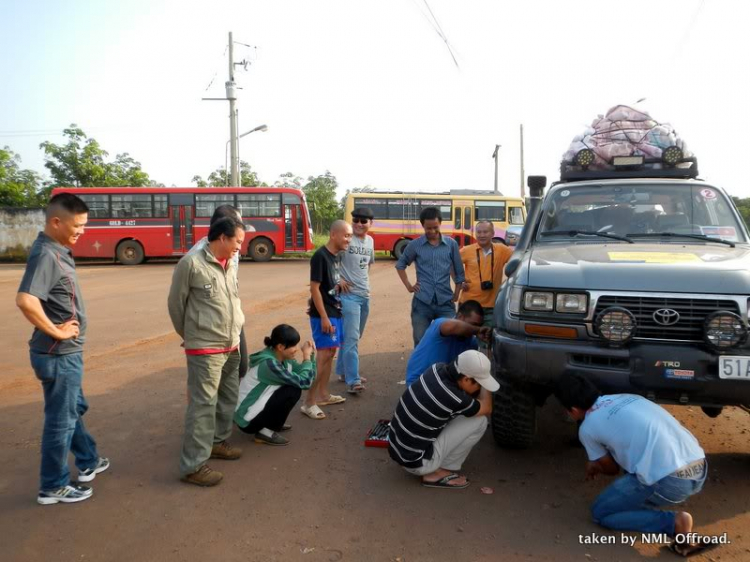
(310, 316, 344, 349)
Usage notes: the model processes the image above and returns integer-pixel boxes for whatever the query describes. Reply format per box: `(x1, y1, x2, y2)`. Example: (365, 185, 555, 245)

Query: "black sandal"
(668, 539, 721, 558)
(421, 473, 469, 489)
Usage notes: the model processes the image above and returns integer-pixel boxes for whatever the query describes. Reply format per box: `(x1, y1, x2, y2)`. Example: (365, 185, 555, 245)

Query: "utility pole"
(519, 124, 525, 199)
(492, 144, 501, 193)
(227, 32, 239, 187)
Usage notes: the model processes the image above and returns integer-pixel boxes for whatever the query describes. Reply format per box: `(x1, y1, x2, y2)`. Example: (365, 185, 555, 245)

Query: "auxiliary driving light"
(595, 306, 636, 346)
(574, 149, 595, 169)
(662, 145, 684, 167)
(704, 311, 747, 349)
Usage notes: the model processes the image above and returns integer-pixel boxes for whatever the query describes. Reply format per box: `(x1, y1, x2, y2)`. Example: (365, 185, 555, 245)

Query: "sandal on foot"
(318, 394, 346, 406)
(421, 473, 469, 489)
(668, 539, 721, 558)
(347, 383, 365, 394)
(300, 404, 326, 420)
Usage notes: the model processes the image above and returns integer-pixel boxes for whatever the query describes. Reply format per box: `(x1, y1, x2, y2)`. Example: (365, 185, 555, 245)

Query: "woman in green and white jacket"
(234, 325, 316, 446)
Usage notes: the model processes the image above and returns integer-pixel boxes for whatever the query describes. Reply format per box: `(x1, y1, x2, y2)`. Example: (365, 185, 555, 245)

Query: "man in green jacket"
(168, 216, 246, 487)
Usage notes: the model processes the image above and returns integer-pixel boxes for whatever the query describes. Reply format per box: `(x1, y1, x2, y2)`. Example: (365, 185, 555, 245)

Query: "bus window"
(154, 195, 169, 218)
(111, 194, 154, 218)
(237, 193, 282, 217)
(78, 194, 110, 219)
(475, 200, 506, 222)
(196, 194, 235, 217)
(509, 206, 525, 224)
(454, 207, 462, 230)
(420, 199, 451, 221)
(464, 207, 472, 231)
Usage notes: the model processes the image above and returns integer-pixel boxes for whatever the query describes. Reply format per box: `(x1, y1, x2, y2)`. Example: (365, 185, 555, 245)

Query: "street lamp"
(226, 124, 269, 186)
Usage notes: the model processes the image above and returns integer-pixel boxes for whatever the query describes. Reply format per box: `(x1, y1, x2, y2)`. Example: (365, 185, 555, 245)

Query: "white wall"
(0, 208, 45, 260)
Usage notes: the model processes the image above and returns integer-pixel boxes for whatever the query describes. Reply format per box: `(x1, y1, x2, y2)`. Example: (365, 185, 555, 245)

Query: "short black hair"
(419, 206, 442, 225)
(210, 204, 241, 226)
(351, 207, 374, 220)
(207, 216, 245, 242)
(457, 299, 484, 319)
(46, 193, 89, 219)
(264, 324, 301, 349)
(555, 372, 602, 411)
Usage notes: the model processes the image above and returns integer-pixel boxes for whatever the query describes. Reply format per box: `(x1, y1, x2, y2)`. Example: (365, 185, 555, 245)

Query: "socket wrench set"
(364, 419, 391, 448)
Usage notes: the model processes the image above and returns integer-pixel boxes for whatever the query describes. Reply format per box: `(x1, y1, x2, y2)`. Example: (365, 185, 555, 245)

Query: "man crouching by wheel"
(387, 350, 495, 489)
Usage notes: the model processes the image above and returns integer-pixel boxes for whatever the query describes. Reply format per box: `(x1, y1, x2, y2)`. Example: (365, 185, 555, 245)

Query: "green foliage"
(0, 147, 44, 207)
(192, 160, 265, 187)
(39, 125, 152, 187)
(274, 172, 304, 189)
(303, 171, 343, 234)
(732, 197, 750, 229)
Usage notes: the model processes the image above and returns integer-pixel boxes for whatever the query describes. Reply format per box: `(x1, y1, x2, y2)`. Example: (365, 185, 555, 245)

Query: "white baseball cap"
(456, 350, 499, 392)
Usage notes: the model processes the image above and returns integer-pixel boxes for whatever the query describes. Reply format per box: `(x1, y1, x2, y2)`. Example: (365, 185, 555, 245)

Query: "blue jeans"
(335, 294, 370, 384)
(591, 465, 707, 535)
(411, 297, 455, 347)
(30, 352, 99, 491)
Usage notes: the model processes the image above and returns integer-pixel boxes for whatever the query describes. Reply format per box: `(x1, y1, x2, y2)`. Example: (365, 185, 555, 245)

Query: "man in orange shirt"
(458, 220, 514, 330)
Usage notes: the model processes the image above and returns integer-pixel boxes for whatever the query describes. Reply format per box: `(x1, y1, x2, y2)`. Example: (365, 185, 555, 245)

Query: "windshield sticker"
(701, 226, 737, 241)
(608, 252, 701, 264)
(700, 188, 717, 200)
(560, 190, 570, 197)
(664, 368, 695, 380)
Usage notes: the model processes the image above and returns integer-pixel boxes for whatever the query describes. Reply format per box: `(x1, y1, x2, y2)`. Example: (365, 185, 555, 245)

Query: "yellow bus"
(343, 190, 526, 258)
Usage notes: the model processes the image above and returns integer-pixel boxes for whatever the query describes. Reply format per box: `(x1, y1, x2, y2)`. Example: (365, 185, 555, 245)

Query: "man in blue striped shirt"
(395, 207, 466, 346)
(388, 350, 496, 489)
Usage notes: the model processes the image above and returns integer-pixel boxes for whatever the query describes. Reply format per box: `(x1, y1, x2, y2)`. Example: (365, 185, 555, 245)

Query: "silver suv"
(492, 153, 750, 448)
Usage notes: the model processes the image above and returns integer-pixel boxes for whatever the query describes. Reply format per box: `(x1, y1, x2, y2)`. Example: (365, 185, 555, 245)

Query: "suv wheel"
(491, 380, 537, 449)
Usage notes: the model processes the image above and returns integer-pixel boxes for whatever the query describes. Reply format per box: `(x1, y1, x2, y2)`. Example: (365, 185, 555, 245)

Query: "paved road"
(1, 260, 749, 561)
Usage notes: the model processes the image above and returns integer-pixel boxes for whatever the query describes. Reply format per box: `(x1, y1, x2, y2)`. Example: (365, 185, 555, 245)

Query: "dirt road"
(1, 260, 749, 562)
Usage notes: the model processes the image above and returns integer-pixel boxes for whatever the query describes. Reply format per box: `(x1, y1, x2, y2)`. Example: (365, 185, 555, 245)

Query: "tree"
(39, 125, 153, 187)
(192, 161, 264, 187)
(732, 197, 750, 228)
(303, 171, 342, 233)
(0, 146, 44, 207)
(273, 172, 304, 189)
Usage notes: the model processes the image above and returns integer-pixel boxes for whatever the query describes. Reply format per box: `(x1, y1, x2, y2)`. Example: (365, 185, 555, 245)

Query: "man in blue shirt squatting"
(405, 299, 491, 387)
(556, 372, 716, 558)
(395, 206, 465, 347)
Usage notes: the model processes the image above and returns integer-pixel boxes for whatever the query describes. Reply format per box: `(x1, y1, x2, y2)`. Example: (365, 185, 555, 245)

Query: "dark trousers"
(239, 385, 301, 434)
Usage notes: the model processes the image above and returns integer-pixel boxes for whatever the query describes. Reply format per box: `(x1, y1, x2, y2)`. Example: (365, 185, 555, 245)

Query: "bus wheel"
(116, 240, 145, 266)
(393, 239, 410, 260)
(249, 238, 274, 262)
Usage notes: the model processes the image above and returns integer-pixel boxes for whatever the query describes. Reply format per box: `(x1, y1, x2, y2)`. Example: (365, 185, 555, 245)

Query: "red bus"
(51, 187, 314, 264)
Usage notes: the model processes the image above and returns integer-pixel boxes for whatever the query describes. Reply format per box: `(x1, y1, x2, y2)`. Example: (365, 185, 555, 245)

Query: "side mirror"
(505, 255, 521, 277)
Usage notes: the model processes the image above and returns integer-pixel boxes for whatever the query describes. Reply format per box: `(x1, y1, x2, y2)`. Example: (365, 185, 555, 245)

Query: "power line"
(408, 0, 460, 69)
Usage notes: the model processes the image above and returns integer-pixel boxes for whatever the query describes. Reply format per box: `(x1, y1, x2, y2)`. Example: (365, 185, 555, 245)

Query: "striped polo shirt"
(388, 362, 480, 468)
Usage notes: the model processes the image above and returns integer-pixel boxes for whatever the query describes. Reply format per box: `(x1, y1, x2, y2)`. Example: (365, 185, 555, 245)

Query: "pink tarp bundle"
(562, 105, 692, 169)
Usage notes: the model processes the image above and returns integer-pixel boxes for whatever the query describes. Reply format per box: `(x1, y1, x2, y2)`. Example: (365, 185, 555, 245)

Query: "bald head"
(328, 219, 352, 253)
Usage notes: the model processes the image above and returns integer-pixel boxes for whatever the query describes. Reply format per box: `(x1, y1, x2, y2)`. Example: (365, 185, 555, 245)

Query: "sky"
(2, 0, 749, 199)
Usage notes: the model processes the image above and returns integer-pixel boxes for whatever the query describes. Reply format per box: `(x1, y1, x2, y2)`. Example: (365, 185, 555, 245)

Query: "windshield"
(537, 183, 746, 244)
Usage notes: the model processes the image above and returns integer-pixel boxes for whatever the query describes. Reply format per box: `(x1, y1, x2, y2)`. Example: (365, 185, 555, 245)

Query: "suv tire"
(491, 380, 537, 449)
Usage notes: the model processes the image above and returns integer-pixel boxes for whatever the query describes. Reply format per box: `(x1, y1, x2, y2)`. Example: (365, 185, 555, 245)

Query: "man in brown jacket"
(168, 216, 246, 487)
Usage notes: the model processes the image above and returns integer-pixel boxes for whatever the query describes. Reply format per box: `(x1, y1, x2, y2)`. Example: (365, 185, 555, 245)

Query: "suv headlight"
(524, 291, 554, 311)
(556, 294, 587, 314)
(704, 311, 747, 349)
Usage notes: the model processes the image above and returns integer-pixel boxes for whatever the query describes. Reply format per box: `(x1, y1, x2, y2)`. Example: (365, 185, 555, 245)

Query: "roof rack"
(559, 156, 699, 182)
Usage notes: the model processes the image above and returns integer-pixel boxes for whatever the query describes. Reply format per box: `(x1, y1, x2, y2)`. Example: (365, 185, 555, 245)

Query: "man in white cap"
(388, 350, 496, 489)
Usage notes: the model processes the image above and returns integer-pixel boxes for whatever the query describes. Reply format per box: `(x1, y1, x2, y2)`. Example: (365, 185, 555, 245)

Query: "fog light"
(662, 145, 684, 166)
(574, 149, 595, 169)
(595, 306, 636, 346)
(704, 311, 747, 349)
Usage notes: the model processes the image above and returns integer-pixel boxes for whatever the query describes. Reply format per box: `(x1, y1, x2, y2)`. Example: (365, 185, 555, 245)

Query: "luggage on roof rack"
(560, 154, 699, 182)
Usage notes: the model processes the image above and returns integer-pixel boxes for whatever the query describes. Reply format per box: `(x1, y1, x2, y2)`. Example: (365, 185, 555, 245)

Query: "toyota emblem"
(653, 308, 680, 326)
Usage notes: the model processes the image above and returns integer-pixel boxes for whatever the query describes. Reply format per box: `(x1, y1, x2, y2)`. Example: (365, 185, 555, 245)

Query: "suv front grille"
(593, 296, 740, 342)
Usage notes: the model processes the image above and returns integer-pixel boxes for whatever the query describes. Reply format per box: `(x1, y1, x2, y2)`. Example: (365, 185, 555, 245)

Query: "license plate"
(719, 356, 750, 380)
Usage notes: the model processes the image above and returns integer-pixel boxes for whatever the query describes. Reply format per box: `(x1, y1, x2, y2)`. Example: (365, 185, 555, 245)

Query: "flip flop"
(300, 404, 326, 420)
(318, 394, 346, 406)
(668, 539, 721, 558)
(421, 473, 469, 489)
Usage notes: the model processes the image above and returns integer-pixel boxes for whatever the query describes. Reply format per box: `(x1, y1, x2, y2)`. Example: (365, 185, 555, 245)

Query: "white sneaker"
(37, 483, 93, 505)
(78, 457, 110, 483)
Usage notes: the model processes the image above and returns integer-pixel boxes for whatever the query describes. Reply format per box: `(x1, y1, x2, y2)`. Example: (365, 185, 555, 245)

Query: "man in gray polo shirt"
(335, 207, 375, 394)
(16, 193, 109, 505)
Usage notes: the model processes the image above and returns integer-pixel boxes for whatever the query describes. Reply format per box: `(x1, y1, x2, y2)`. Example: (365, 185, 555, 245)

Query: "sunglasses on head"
(352, 217, 370, 224)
